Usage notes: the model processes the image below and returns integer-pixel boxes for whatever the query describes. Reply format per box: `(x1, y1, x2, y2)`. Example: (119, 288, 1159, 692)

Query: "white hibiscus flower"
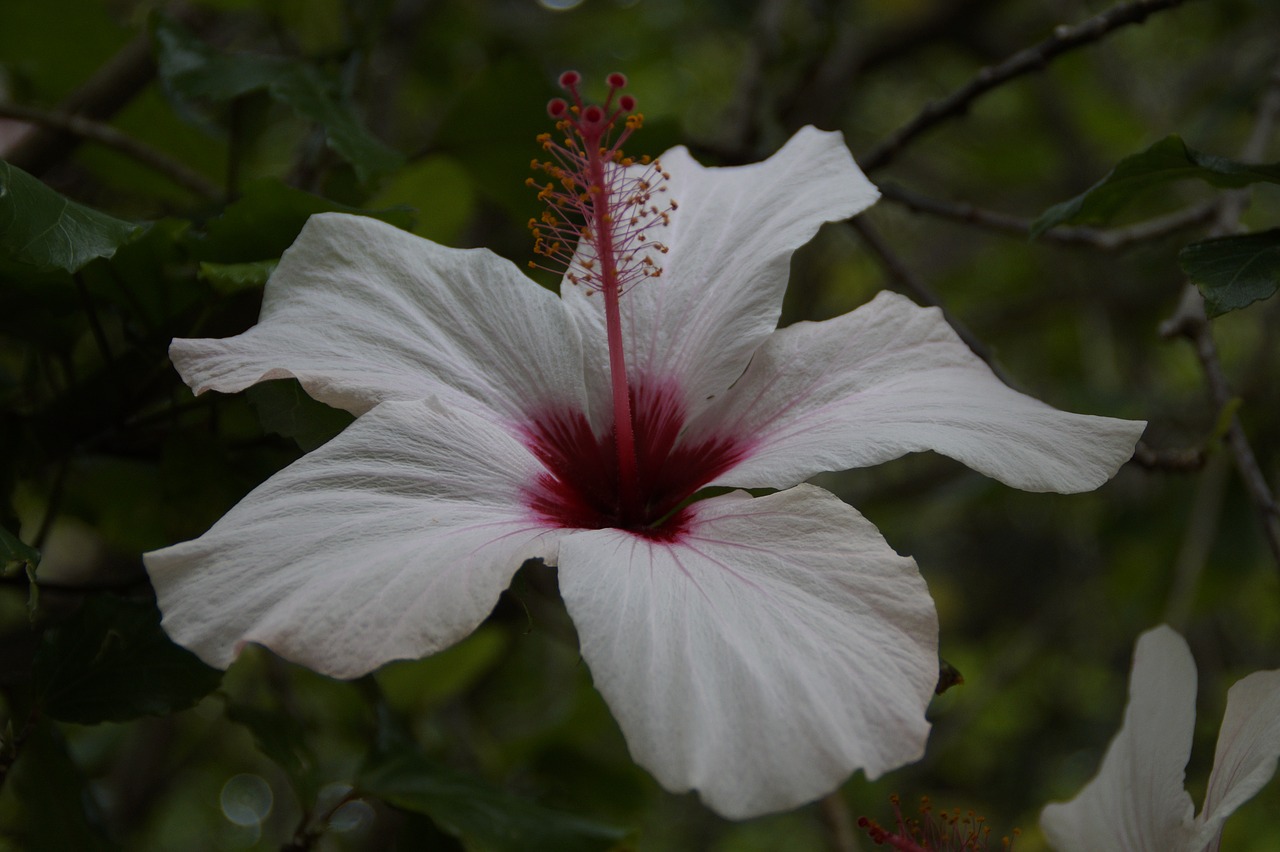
(146, 74, 1144, 818)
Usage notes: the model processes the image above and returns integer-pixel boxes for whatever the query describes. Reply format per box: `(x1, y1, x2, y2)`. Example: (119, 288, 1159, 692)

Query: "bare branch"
(879, 183, 1218, 250)
(1157, 54, 1280, 570)
(3, 7, 209, 176)
(860, 0, 1195, 173)
(783, 0, 998, 130)
(1160, 288, 1280, 566)
(0, 102, 222, 201)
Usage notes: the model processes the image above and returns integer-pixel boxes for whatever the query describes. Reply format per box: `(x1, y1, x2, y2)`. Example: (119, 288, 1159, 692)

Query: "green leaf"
(1031, 135, 1280, 237)
(358, 748, 627, 852)
(0, 526, 39, 577)
(0, 160, 142, 273)
(246, 378, 354, 451)
(153, 15, 403, 182)
(187, 178, 414, 263)
(198, 259, 278, 294)
(1179, 228, 1280, 317)
(0, 721, 116, 852)
(32, 595, 222, 724)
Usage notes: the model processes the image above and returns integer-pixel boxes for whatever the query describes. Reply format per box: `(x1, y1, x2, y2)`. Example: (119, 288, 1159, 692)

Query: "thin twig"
(880, 183, 1219, 250)
(0, 102, 222, 200)
(782, 0, 998, 131)
(1158, 55, 1280, 570)
(850, 217, 1016, 387)
(860, 0, 1194, 172)
(3, 7, 209, 175)
(2, 30, 157, 174)
(1162, 290, 1280, 567)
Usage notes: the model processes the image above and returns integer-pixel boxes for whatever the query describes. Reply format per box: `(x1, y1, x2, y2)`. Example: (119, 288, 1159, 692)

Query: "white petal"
(144, 399, 562, 678)
(697, 291, 1145, 493)
(172, 213, 585, 420)
(556, 484, 937, 819)
(562, 127, 878, 424)
(1193, 667, 1280, 851)
(1040, 626, 1199, 852)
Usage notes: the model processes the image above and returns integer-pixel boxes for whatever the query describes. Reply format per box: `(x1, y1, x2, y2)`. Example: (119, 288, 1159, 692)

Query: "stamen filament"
(529, 71, 676, 525)
(587, 110, 639, 520)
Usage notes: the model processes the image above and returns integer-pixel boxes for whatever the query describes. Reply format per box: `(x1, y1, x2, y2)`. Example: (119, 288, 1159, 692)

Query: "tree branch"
(879, 183, 1218, 250)
(1161, 290, 1280, 567)
(1158, 54, 1280, 570)
(0, 102, 222, 201)
(860, 0, 1195, 173)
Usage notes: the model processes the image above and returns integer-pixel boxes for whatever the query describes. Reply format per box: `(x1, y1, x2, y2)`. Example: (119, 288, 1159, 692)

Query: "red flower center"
(522, 379, 747, 540)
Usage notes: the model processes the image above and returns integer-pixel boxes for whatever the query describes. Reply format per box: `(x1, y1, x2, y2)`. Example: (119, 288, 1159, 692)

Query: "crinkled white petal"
(144, 399, 562, 678)
(556, 484, 937, 819)
(697, 291, 1145, 493)
(1194, 667, 1280, 852)
(1040, 626, 1199, 852)
(562, 127, 878, 425)
(172, 213, 586, 420)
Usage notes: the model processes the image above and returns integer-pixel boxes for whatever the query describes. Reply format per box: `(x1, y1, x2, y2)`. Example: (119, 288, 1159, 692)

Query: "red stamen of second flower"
(528, 71, 677, 522)
(858, 795, 1020, 852)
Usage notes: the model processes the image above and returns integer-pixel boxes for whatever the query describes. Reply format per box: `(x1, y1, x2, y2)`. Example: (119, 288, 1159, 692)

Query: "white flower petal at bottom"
(556, 484, 938, 819)
(145, 399, 564, 678)
(1041, 625, 1280, 852)
(1040, 626, 1198, 852)
(1196, 667, 1280, 852)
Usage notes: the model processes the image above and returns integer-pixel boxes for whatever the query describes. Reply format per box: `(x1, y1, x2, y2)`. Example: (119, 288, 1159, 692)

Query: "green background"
(1, 0, 1278, 849)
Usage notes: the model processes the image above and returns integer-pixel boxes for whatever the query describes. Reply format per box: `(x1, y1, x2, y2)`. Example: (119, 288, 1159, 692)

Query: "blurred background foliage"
(1, 0, 1279, 849)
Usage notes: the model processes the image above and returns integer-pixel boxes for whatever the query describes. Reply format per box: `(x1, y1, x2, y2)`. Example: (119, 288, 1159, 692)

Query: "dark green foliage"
(247, 378, 354, 453)
(187, 179, 414, 262)
(32, 596, 222, 724)
(0, 722, 116, 852)
(1, 0, 1279, 849)
(1180, 229, 1280, 317)
(359, 727, 628, 852)
(0, 529, 38, 578)
(153, 15, 404, 183)
(0, 161, 142, 273)
(1032, 135, 1280, 237)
